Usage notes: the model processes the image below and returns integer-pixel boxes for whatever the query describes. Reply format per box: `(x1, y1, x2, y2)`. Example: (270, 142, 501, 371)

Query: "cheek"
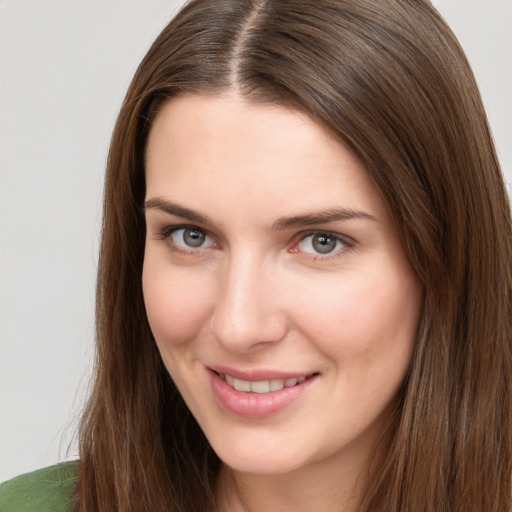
(142, 259, 213, 349)
(342, 275, 420, 350)
(295, 266, 422, 363)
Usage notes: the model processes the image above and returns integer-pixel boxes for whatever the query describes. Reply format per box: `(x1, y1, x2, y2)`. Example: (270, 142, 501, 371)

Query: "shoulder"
(0, 461, 79, 512)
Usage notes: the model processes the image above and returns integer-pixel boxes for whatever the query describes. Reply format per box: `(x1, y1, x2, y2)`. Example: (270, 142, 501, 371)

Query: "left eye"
(170, 227, 215, 249)
(297, 233, 346, 255)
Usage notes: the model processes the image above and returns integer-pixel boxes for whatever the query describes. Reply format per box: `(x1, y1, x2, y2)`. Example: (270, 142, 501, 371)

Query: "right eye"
(169, 227, 216, 250)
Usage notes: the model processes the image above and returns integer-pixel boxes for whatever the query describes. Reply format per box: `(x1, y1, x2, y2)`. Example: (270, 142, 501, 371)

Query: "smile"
(216, 372, 314, 394)
(209, 368, 319, 417)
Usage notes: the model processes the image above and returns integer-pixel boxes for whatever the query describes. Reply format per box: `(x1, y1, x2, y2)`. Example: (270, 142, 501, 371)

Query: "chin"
(220, 452, 301, 476)
(208, 432, 310, 476)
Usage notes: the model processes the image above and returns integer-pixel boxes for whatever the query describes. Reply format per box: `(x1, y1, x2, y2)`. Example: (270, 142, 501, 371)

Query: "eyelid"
(152, 223, 355, 260)
(156, 224, 219, 253)
(290, 230, 355, 258)
(158, 223, 209, 238)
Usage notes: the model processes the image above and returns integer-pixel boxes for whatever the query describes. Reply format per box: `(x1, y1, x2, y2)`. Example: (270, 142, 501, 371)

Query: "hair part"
(77, 1, 512, 511)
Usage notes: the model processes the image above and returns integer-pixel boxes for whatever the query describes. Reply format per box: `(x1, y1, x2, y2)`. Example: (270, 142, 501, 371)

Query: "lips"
(209, 367, 318, 418)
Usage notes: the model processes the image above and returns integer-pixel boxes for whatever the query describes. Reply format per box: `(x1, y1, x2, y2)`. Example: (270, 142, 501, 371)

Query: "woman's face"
(143, 94, 423, 478)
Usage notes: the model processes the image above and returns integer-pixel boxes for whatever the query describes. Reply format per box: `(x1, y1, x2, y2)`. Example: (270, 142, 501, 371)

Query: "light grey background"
(0, 0, 511, 483)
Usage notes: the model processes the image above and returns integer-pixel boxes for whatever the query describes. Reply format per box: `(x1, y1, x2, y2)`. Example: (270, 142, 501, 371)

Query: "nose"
(209, 251, 287, 353)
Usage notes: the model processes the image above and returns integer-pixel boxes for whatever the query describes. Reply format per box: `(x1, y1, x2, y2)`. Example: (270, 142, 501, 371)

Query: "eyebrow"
(272, 208, 377, 230)
(144, 197, 376, 229)
(144, 197, 213, 226)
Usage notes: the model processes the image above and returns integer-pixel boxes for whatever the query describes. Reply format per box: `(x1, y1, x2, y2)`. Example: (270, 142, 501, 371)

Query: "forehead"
(146, 93, 342, 168)
(144, 93, 386, 223)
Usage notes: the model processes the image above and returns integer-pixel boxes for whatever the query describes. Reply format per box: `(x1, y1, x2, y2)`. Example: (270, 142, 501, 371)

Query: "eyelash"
(292, 230, 354, 260)
(155, 224, 354, 260)
(156, 224, 218, 256)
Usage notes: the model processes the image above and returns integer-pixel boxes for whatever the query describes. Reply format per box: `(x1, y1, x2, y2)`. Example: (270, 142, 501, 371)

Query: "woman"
(1, 0, 511, 510)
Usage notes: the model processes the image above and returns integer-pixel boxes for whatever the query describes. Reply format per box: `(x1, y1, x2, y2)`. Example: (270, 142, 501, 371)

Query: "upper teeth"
(220, 373, 308, 393)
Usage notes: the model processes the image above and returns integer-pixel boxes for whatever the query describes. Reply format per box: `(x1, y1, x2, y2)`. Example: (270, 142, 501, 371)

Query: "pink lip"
(209, 365, 313, 381)
(208, 368, 318, 419)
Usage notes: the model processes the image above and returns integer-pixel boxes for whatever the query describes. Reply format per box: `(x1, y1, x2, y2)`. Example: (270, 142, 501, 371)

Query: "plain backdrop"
(0, 0, 511, 483)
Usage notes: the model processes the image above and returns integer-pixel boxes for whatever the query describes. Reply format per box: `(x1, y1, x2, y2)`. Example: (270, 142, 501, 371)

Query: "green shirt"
(0, 461, 78, 512)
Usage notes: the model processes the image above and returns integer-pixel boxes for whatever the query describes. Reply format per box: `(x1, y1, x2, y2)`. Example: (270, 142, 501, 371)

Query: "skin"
(142, 93, 423, 511)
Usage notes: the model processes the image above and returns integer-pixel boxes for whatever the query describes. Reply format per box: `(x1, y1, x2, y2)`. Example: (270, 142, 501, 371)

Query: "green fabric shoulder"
(0, 461, 78, 512)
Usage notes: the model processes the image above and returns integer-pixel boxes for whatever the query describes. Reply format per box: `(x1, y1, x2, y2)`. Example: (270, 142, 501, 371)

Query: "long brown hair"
(76, 1, 512, 510)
